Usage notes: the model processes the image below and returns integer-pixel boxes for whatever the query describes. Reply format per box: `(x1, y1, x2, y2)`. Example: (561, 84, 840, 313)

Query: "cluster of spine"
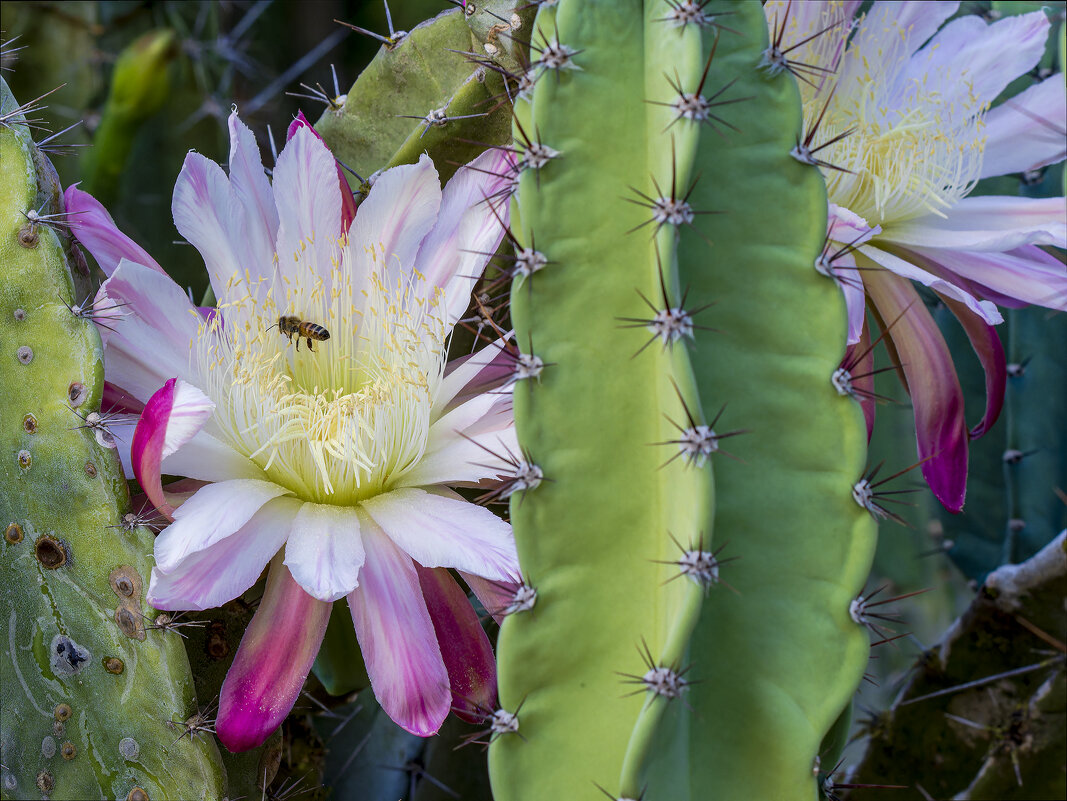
(0, 77, 225, 800)
(487, 2, 876, 799)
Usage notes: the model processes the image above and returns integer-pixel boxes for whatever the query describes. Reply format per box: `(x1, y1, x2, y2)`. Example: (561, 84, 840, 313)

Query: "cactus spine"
(0, 77, 225, 800)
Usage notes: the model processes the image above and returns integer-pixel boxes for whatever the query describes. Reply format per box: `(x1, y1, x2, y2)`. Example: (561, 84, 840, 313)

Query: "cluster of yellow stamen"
(782, 1, 987, 226)
(196, 238, 449, 505)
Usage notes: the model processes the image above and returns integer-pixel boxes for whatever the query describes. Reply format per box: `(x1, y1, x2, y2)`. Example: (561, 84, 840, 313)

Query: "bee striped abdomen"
(271, 315, 330, 352)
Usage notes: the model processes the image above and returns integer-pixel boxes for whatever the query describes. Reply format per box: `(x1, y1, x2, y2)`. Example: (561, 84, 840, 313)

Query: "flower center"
(793, 3, 987, 225)
(197, 242, 448, 505)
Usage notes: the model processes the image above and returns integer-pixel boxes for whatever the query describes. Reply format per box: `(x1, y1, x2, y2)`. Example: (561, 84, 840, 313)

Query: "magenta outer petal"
(936, 293, 1006, 440)
(287, 111, 357, 233)
(348, 521, 450, 737)
(865, 271, 968, 512)
(217, 559, 331, 752)
(132, 379, 215, 520)
(461, 572, 519, 626)
(103, 382, 144, 415)
(415, 566, 497, 723)
(64, 185, 165, 276)
(133, 378, 178, 519)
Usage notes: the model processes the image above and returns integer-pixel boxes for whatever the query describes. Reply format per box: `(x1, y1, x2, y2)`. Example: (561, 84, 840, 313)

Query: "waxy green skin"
(316, 5, 528, 189)
(491, 1, 712, 799)
(491, 1, 874, 799)
(0, 78, 225, 800)
(671, 3, 874, 797)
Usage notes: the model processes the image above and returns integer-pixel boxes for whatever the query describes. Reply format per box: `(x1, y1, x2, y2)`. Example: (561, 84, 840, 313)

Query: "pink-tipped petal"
(348, 520, 450, 736)
(865, 270, 969, 512)
(133, 379, 214, 519)
(859, 244, 1002, 325)
(218, 558, 331, 752)
(886, 196, 1067, 251)
(833, 249, 867, 346)
(96, 260, 205, 402)
(172, 152, 248, 304)
(148, 496, 300, 610)
(347, 154, 441, 289)
(415, 565, 497, 724)
(63, 185, 165, 276)
(153, 477, 291, 571)
(283, 502, 366, 602)
(903, 243, 1067, 312)
(287, 111, 357, 233)
(414, 148, 516, 325)
(227, 112, 280, 282)
(981, 75, 1067, 178)
(360, 487, 518, 581)
(935, 293, 1006, 440)
(273, 124, 342, 283)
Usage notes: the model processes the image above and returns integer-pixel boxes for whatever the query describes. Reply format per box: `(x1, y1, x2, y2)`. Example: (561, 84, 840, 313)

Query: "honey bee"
(267, 315, 330, 351)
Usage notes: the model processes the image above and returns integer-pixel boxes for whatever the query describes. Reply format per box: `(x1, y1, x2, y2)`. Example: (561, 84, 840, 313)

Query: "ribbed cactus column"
(490, 2, 714, 799)
(671, 1, 876, 798)
(0, 77, 225, 800)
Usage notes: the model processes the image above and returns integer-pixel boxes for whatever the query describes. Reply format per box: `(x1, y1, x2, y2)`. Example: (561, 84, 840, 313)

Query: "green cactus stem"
(654, 2, 876, 798)
(490, 1, 714, 799)
(1, 77, 225, 801)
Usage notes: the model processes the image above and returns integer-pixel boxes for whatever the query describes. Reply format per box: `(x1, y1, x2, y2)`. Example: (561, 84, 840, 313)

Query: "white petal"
(437, 337, 512, 415)
(895, 11, 1049, 114)
(227, 112, 279, 292)
(361, 488, 518, 581)
(98, 260, 202, 402)
(982, 75, 1067, 178)
(284, 502, 365, 602)
(147, 496, 299, 610)
(154, 479, 292, 571)
(172, 152, 248, 305)
(402, 393, 516, 486)
(161, 429, 270, 483)
(347, 154, 441, 289)
(272, 125, 342, 285)
(414, 149, 514, 325)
